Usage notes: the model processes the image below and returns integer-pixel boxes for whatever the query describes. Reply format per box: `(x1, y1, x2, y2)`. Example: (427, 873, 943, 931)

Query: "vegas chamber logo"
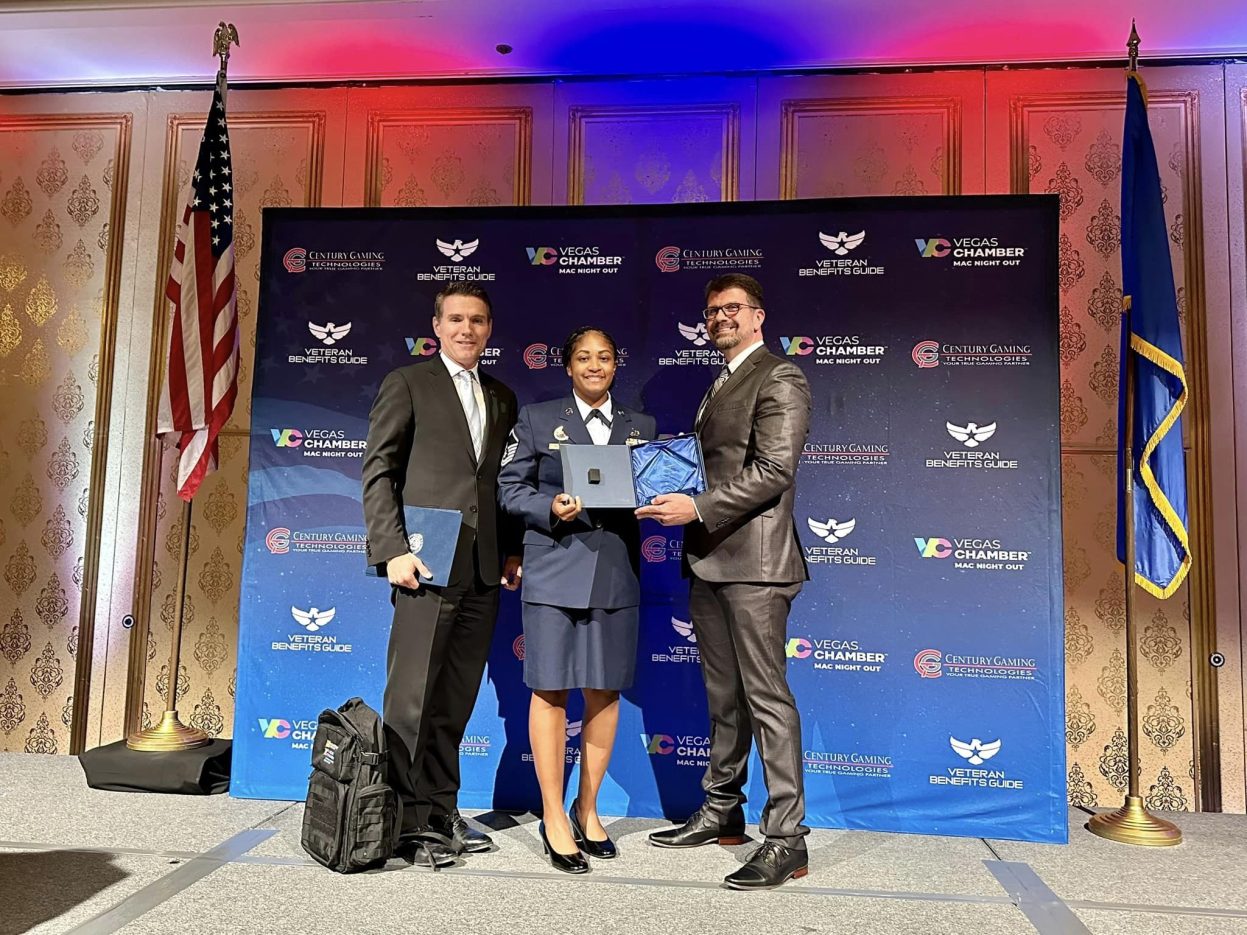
(406, 335, 500, 366)
(289, 321, 367, 367)
(273, 605, 352, 654)
(259, 717, 317, 747)
(800, 229, 884, 277)
(930, 734, 1024, 791)
(654, 243, 763, 273)
(786, 636, 886, 673)
(915, 235, 1027, 268)
(780, 334, 885, 366)
(804, 515, 878, 567)
(911, 339, 1032, 368)
(925, 421, 1018, 471)
(913, 648, 1037, 681)
(913, 535, 1031, 572)
(270, 427, 366, 458)
(281, 245, 384, 273)
(652, 617, 699, 665)
(804, 749, 893, 778)
(526, 245, 623, 275)
(641, 731, 710, 767)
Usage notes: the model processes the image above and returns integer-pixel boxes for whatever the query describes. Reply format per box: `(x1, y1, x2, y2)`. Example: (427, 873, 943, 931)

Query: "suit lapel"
(608, 406, 635, 445)
(698, 345, 765, 429)
(557, 397, 594, 446)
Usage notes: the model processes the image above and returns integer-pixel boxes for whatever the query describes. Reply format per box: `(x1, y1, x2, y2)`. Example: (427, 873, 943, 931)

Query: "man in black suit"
(362, 281, 520, 867)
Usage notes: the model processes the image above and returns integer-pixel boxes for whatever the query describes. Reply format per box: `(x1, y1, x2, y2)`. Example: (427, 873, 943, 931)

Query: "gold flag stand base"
(126, 710, 210, 752)
(1086, 795, 1183, 847)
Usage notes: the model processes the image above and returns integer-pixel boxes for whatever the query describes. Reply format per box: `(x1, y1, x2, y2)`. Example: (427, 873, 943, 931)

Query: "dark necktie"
(586, 408, 612, 428)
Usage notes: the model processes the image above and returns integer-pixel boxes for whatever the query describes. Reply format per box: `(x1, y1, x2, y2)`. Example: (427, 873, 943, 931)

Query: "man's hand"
(551, 493, 583, 523)
(386, 552, 432, 590)
(635, 493, 697, 526)
(501, 555, 523, 591)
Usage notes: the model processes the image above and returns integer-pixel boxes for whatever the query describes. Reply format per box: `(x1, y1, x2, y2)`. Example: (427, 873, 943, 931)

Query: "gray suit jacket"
(685, 345, 811, 584)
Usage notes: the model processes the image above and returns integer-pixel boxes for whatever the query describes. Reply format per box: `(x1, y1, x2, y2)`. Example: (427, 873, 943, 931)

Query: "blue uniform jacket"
(498, 396, 657, 610)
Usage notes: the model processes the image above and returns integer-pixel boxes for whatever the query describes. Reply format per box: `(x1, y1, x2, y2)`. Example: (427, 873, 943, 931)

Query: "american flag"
(156, 83, 238, 501)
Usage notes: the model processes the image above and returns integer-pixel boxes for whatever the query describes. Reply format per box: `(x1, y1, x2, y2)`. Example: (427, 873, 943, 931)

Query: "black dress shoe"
(723, 842, 808, 890)
(429, 810, 494, 854)
(396, 829, 457, 869)
(648, 808, 747, 848)
(539, 820, 589, 874)
(569, 799, 617, 859)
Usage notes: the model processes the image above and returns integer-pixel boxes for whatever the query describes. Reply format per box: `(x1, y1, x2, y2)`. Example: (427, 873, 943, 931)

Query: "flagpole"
(127, 22, 239, 753)
(1086, 22, 1181, 846)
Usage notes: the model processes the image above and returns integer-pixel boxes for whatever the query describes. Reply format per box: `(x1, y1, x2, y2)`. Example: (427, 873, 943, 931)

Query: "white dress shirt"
(574, 392, 614, 446)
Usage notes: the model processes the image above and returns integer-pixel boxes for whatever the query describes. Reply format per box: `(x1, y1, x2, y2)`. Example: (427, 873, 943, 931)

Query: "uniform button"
(594, 521, 602, 529)
(470, 505, 478, 513)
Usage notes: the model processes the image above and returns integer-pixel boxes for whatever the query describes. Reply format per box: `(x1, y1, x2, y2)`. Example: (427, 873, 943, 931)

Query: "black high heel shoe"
(539, 820, 589, 874)
(569, 799, 618, 859)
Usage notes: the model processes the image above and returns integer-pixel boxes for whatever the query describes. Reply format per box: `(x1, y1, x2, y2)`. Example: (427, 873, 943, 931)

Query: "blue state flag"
(1116, 72, 1191, 599)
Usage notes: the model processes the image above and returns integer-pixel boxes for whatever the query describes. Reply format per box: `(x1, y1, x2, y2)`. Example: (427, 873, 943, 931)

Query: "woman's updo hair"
(562, 327, 619, 367)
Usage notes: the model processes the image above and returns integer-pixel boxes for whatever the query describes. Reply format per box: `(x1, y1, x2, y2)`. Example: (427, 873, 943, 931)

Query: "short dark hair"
(434, 281, 493, 319)
(704, 273, 764, 307)
(562, 327, 619, 368)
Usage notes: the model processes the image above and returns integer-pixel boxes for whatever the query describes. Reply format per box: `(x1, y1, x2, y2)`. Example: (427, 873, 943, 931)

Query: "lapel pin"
(629, 427, 640, 438)
(563, 407, 574, 416)
(554, 425, 570, 442)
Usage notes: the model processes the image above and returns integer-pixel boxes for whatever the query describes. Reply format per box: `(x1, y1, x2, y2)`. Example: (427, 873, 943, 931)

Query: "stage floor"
(2, 753, 1246, 934)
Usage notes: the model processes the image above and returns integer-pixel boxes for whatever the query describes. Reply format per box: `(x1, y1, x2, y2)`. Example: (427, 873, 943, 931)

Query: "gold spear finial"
(1127, 20, 1140, 72)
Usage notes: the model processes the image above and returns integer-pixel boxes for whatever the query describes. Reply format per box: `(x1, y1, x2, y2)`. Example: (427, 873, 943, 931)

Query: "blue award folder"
(559, 436, 706, 509)
(365, 506, 462, 586)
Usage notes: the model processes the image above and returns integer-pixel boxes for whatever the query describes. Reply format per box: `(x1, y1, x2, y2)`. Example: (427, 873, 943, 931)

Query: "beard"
(711, 321, 743, 350)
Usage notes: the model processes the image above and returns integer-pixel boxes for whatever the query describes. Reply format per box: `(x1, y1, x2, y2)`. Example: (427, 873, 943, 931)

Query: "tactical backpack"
(300, 697, 401, 873)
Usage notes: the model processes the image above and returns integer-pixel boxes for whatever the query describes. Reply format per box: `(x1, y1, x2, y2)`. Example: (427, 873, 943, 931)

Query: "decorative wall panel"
(0, 113, 131, 753)
(1008, 86, 1203, 810)
(131, 109, 326, 738)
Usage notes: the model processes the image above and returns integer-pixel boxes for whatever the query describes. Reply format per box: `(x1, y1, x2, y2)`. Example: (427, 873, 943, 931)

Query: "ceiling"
(1, 0, 1245, 90)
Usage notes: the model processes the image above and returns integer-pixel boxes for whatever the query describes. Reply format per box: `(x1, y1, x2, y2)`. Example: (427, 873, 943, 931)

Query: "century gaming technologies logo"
(915, 235, 1027, 268)
(930, 735, 1024, 791)
(641, 731, 710, 768)
(798, 230, 884, 278)
(270, 428, 366, 459)
(459, 734, 492, 758)
(289, 321, 368, 367)
(803, 750, 893, 779)
(925, 420, 1019, 471)
(526, 245, 623, 275)
(913, 535, 1031, 572)
(264, 525, 366, 557)
(803, 515, 879, 568)
(640, 534, 683, 563)
(523, 341, 628, 371)
(281, 245, 384, 273)
(802, 441, 890, 467)
(654, 244, 763, 273)
(912, 339, 1032, 368)
(913, 648, 1038, 681)
(786, 636, 886, 673)
(779, 334, 886, 366)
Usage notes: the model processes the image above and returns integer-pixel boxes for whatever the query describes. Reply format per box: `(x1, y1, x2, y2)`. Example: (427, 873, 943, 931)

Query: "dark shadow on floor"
(0, 849, 131, 935)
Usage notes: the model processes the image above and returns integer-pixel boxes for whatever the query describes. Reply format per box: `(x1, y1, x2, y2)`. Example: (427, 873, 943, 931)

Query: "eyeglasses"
(701, 303, 762, 322)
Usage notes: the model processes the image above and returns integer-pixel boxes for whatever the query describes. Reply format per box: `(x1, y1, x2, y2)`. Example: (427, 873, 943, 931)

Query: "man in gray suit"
(637, 273, 811, 890)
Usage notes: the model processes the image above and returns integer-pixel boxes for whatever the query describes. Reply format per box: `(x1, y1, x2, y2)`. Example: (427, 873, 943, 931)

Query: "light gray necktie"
(456, 370, 483, 460)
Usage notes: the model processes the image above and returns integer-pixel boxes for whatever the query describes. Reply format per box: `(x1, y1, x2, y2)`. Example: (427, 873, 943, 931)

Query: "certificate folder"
(560, 436, 706, 509)
(366, 505, 462, 586)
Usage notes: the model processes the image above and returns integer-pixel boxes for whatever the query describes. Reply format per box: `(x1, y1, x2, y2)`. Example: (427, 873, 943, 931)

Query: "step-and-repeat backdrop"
(232, 197, 1066, 843)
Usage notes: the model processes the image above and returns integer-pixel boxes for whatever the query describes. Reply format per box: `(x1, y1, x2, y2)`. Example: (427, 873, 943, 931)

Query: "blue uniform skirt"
(521, 602, 639, 691)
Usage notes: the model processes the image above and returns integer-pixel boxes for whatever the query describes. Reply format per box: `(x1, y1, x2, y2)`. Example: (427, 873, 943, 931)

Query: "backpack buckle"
(360, 752, 381, 766)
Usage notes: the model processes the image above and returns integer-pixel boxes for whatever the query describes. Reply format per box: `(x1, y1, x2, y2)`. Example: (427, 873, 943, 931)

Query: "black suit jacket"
(362, 356, 519, 583)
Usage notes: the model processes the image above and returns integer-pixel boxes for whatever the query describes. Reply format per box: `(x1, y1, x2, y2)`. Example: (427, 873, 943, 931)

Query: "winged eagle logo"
(807, 517, 856, 543)
(291, 606, 336, 633)
(436, 238, 479, 262)
(818, 230, 866, 256)
(565, 719, 583, 740)
(949, 736, 1002, 766)
(946, 421, 997, 448)
(308, 321, 351, 346)
(678, 321, 709, 346)
(672, 618, 697, 643)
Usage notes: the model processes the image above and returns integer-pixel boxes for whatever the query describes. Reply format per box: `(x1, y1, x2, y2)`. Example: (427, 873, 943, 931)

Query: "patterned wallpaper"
(1014, 92, 1198, 812)
(0, 116, 129, 753)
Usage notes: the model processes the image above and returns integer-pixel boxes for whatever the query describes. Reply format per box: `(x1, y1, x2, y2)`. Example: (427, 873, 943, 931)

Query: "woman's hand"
(551, 492, 583, 523)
